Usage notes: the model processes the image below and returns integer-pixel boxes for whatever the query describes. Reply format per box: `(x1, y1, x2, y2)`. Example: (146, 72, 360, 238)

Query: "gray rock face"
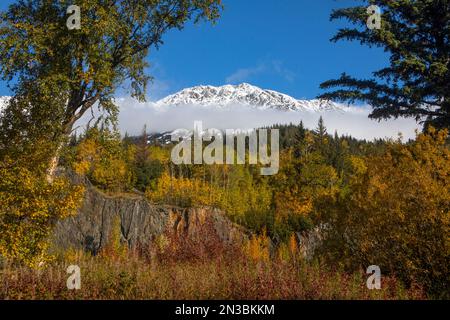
(52, 182, 248, 254)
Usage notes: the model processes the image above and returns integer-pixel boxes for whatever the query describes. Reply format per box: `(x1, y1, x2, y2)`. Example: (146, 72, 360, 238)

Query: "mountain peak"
(156, 83, 340, 111)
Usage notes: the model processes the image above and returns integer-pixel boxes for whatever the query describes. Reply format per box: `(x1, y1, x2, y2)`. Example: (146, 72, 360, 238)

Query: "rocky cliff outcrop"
(52, 181, 248, 254)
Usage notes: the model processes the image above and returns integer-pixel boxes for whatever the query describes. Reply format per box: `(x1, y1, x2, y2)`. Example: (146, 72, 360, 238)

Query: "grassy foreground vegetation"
(0, 222, 425, 300)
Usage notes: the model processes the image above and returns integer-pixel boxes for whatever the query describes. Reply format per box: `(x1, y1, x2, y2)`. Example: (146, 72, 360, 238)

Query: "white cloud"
(272, 60, 296, 82)
(76, 99, 421, 141)
(226, 60, 296, 84)
(226, 65, 266, 84)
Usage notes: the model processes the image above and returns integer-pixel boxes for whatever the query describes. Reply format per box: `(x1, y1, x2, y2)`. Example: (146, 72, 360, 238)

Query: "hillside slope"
(51, 179, 248, 254)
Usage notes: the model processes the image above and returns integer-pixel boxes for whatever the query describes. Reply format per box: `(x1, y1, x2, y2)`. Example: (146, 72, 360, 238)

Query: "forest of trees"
(57, 118, 449, 297)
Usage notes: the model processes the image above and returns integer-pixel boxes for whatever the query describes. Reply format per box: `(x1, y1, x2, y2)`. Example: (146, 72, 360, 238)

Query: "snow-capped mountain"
(0, 84, 421, 141)
(1, 84, 341, 114)
(156, 83, 341, 112)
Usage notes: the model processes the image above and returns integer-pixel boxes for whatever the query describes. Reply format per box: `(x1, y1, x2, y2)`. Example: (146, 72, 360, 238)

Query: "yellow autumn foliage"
(319, 128, 450, 297)
(72, 128, 135, 192)
(277, 233, 299, 262)
(271, 149, 338, 238)
(245, 229, 271, 262)
(0, 163, 84, 267)
(100, 216, 128, 260)
(146, 172, 223, 208)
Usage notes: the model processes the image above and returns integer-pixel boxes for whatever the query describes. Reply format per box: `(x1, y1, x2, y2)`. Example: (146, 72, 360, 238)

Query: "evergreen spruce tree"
(319, 0, 450, 130)
(315, 116, 327, 140)
(293, 121, 306, 157)
(136, 125, 150, 165)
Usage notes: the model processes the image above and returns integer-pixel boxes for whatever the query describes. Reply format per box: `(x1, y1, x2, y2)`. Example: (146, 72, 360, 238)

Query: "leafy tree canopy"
(319, 0, 450, 130)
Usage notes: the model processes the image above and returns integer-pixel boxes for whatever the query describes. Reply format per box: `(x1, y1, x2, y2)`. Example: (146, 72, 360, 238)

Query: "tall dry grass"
(0, 220, 425, 300)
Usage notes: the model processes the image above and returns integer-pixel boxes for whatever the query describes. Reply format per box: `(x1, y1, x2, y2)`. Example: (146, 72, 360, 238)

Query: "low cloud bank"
(78, 98, 421, 141)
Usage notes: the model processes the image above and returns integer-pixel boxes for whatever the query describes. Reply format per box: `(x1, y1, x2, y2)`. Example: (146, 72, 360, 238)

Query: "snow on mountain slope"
(156, 83, 341, 111)
(0, 84, 340, 115)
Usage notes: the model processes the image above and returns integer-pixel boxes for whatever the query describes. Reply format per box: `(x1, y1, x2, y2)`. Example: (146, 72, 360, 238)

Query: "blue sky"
(0, 0, 388, 100)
